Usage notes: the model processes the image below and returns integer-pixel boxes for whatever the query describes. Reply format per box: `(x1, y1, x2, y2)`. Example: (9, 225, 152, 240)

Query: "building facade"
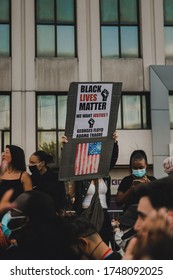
(0, 0, 173, 194)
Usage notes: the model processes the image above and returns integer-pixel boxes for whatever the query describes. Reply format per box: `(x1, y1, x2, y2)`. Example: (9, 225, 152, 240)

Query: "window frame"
(164, 0, 173, 58)
(36, 92, 67, 167)
(36, 91, 151, 167)
(0, 0, 11, 57)
(117, 92, 151, 129)
(35, 0, 77, 58)
(100, 0, 141, 58)
(0, 92, 11, 152)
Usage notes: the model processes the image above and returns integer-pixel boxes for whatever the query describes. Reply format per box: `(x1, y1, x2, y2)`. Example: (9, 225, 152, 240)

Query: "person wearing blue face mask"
(0, 208, 29, 253)
(1, 208, 28, 240)
(115, 150, 156, 211)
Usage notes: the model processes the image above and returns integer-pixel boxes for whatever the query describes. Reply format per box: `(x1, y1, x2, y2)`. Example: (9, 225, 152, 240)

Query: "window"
(36, 92, 150, 166)
(0, 93, 11, 153)
(164, 0, 173, 58)
(100, 0, 140, 58)
(36, 93, 67, 166)
(116, 93, 151, 129)
(0, 0, 10, 56)
(35, 0, 76, 57)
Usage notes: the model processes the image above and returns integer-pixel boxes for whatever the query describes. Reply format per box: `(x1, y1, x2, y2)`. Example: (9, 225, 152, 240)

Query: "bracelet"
(101, 248, 112, 259)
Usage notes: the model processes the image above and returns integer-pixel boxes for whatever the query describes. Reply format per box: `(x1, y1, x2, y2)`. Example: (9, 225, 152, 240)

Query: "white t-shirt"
(82, 178, 108, 209)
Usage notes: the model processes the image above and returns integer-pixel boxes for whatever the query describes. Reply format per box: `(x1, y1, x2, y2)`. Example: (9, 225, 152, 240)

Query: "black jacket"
(31, 168, 67, 212)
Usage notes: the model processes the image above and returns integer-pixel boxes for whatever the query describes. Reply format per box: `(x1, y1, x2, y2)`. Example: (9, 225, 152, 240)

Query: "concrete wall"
(102, 59, 143, 91)
(150, 65, 173, 178)
(0, 0, 173, 178)
(11, 0, 35, 161)
(36, 59, 78, 91)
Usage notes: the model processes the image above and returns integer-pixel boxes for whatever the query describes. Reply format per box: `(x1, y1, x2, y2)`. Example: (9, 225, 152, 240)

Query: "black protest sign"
(59, 82, 122, 181)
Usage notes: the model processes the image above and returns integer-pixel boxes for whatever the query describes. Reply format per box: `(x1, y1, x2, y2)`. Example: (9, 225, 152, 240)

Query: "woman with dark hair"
(115, 149, 156, 211)
(28, 151, 67, 213)
(0, 145, 33, 202)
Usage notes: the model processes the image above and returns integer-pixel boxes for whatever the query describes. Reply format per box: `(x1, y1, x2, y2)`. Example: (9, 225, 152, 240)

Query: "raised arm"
(109, 130, 119, 170)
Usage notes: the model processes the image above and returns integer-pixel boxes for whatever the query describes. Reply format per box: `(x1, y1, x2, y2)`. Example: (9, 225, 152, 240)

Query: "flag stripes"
(74, 142, 102, 175)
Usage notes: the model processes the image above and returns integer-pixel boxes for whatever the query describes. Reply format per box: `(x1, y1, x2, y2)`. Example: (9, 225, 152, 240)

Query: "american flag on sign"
(74, 142, 102, 175)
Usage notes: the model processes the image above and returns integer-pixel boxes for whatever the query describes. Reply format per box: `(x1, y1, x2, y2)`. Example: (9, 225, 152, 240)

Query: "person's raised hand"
(61, 135, 68, 148)
(113, 130, 118, 143)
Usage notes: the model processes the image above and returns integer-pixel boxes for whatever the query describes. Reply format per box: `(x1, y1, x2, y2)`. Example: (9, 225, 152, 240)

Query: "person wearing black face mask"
(28, 164, 40, 176)
(28, 151, 67, 214)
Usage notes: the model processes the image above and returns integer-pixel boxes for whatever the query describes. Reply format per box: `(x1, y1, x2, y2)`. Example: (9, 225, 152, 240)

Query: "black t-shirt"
(117, 174, 156, 210)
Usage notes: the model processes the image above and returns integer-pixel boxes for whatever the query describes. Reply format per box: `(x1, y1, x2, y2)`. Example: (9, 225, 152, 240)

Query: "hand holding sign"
(59, 82, 122, 181)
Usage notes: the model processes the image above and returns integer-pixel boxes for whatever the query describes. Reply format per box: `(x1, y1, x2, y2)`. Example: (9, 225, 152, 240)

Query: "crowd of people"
(0, 139, 173, 260)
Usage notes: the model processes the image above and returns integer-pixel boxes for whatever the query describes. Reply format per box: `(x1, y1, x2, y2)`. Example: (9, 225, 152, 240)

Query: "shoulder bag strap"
(93, 179, 99, 193)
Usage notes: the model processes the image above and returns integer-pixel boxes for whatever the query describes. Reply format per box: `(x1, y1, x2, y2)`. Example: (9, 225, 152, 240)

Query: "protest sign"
(59, 82, 122, 181)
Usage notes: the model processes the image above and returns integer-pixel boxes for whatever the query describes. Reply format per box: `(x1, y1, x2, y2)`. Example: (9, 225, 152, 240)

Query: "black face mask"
(29, 165, 40, 176)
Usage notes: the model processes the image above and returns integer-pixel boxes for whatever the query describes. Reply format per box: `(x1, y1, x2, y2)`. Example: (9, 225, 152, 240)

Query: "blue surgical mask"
(1, 211, 12, 238)
(1, 210, 28, 239)
(132, 168, 146, 178)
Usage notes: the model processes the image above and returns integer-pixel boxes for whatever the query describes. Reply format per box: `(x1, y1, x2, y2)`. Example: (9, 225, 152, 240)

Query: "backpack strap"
(94, 179, 99, 193)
